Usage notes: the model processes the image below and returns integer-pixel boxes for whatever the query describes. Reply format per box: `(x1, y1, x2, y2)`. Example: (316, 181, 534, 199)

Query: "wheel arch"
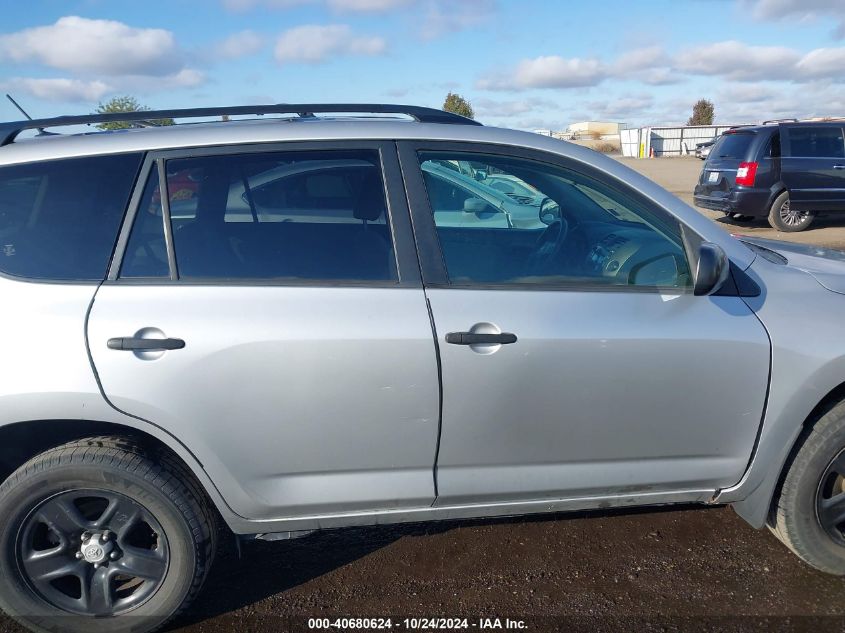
(0, 418, 240, 532)
(726, 378, 845, 528)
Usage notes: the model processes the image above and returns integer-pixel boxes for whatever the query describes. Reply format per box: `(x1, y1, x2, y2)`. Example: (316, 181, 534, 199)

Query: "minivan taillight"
(736, 161, 758, 187)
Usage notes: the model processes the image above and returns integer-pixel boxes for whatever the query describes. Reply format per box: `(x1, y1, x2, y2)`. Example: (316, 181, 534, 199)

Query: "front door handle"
(834, 165, 845, 170)
(107, 337, 185, 351)
(445, 332, 518, 345)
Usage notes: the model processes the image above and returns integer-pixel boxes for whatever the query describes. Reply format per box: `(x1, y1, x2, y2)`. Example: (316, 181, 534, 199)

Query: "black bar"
(0, 103, 481, 146)
(445, 332, 518, 345)
(107, 337, 185, 351)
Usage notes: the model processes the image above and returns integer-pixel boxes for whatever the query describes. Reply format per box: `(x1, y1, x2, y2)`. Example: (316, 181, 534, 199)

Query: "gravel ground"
(5, 155, 845, 633)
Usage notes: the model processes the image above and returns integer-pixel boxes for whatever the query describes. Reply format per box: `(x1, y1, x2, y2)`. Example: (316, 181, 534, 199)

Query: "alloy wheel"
(779, 199, 811, 227)
(816, 450, 845, 547)
(16, 489, 169, 616)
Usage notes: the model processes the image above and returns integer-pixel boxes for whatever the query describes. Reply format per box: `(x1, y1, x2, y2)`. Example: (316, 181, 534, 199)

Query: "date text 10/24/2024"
(307, 618, 528, 630)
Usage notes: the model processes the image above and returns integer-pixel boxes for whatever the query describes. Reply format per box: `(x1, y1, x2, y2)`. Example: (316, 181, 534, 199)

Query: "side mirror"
(694, 242, 730, 296)
(463, 197, 489, 214)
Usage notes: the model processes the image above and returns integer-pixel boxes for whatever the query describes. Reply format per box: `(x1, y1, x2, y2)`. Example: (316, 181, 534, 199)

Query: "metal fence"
(621, 125, 752, 157)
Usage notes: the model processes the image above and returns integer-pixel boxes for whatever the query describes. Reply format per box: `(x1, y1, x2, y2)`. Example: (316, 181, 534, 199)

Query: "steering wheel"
(527, 217, 569, 274)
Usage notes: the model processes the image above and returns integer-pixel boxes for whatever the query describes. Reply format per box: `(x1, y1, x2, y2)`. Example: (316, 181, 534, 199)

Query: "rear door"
(698, 130, 756, 196)
(781, 124, 845, 211)
(87, 142, 441, 521)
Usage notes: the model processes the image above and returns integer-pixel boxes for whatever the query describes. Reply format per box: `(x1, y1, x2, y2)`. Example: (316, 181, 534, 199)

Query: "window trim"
(107, 140, 421, 288)
(397, 140, 700, 293)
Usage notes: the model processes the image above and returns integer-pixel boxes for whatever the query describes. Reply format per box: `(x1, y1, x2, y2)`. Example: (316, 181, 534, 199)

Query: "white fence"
(621, 124, 751, 157)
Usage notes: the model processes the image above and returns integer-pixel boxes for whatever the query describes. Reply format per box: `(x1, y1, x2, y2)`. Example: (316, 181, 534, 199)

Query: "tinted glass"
(711, 133, 755, 160)
(121, 169, 169, 278)
(418, 152, 691, 289)
(788, 127, 845, 158)
(167, 151, 397, 281)
(0, 154, 141, 280)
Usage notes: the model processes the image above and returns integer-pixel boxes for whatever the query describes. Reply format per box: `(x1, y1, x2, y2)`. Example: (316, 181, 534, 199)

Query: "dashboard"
(574, 221, 689, 287)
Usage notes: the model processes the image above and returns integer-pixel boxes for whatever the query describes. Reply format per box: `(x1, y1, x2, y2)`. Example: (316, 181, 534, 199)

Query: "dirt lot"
(617, 155, 845, 250)
(5, 157, 845, 633)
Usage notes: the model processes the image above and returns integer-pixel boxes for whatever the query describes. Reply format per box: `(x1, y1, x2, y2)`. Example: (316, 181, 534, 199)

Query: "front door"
(87, 142, 440, 520)
(400, 143, 771, 506)
(781, 124, 845, 212)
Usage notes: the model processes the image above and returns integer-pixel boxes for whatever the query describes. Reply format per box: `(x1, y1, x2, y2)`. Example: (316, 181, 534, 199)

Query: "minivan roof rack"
(762, 118, 799, 125)
(0, 103, 482, 146)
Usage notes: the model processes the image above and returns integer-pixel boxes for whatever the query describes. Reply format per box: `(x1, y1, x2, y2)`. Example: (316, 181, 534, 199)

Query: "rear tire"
(771, 400, 845, 574)
(767, 191, 814, 232)
(0, 436, 217, 633)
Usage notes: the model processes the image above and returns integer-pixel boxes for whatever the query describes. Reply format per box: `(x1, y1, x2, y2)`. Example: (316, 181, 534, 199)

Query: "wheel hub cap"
(79, 532, 116, 565)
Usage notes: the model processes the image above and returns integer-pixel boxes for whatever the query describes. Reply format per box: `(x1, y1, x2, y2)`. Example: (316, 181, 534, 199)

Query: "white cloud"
(2, 78, 111, 103)
(222, 0, 313, 10)
(222, 0, 410, 10)
(612, 46, 666, 73)
(328, 0, 412, 11)
(675, 40, 845, 82)
(744, 0, 845, 38)
(796, 47, 845, 78)
(217, 30, 266, 59)
(419, 0, 496, 40)
(674, 40, 800, 81)
(748, 0, 842, 18)
(274, 24, 386, 63)
(0, 16, 186, 76)
(478, 56, 606, 91)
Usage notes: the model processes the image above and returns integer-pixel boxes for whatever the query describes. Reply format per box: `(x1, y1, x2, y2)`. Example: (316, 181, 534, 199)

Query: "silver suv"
(1, 104, 845, 632)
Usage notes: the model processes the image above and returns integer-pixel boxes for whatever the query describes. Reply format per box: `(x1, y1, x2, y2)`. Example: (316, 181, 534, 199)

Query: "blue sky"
(1, 0, 844, 130)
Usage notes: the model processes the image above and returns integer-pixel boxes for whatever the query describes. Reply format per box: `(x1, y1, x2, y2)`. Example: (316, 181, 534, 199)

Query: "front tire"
(772, 400, 845, 574)
(0, 436, 216, 633)
(768, 191, 814, 232)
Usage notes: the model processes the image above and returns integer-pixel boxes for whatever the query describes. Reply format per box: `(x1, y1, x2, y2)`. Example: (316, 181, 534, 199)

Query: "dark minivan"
(694, 121, 845, 232)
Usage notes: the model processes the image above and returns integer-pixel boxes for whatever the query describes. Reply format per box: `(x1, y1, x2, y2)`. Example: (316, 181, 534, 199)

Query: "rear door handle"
(834, 165, 845, 170)
(445, 332, 518, 345)
(107, 337, 185, 351)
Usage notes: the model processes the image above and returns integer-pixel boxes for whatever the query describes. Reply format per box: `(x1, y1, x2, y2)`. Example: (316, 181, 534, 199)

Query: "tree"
(443, 92, 475, 119)
(94, 96, 175, 130)
(688, 99, 715, 126)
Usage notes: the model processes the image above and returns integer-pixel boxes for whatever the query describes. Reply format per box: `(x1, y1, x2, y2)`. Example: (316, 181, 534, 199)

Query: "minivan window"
(788, 127, 845, 158)
(0, 153, 142, 280)
(712, 133, 755, 160)
(165, 151, 397, 281)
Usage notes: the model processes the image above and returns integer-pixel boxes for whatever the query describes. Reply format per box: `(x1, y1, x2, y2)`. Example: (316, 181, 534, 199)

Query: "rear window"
(711, 133, 755, 160)
(0, 154, 142, 280)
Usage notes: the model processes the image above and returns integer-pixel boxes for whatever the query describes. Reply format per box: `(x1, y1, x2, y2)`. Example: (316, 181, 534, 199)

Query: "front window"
(418, 151, 692, 289)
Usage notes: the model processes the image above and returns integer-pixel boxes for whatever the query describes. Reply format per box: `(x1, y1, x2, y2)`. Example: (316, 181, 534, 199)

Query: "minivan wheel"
(771, 400, 845, 574)
(0, 437, 216, 633)
(767, 191, 814, 232)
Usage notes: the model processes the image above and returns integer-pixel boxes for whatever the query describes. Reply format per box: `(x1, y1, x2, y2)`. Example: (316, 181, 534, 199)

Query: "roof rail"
(762, 118, 799, 125)
(0, 103, 481, 146)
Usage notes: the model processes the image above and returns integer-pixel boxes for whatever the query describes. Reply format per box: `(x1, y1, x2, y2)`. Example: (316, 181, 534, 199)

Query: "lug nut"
(93, 563, 99, 569)
(75, 552, 83, 559)
(109, 552, 119, 560)
(101, 531, 110, 543)
(81, 532, 91, 542)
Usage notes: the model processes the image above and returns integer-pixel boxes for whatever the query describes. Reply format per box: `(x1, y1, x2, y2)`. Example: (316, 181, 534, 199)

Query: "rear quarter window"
(711, 133, 755, 160)
(0, 153, 142, 280)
